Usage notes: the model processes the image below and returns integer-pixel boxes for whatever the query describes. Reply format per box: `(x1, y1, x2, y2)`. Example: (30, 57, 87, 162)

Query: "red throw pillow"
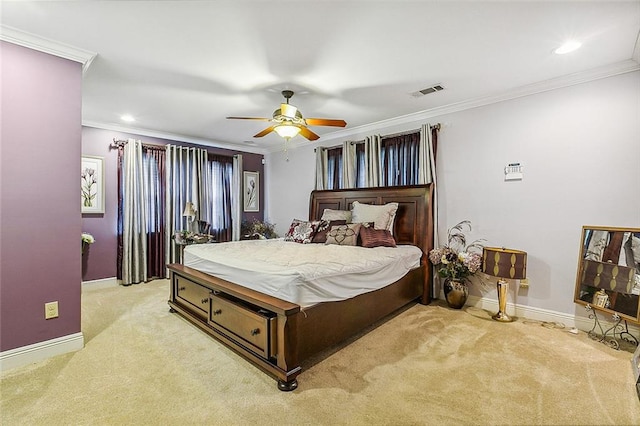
(359, 226, 396, 248)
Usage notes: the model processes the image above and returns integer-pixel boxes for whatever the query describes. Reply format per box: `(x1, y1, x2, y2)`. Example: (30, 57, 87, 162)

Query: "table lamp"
(182, 202, 197, 233)
(482, 246, 527, 322)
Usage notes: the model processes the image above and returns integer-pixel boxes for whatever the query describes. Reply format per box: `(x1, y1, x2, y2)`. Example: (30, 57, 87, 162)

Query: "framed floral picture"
(243, 171, 259, 212)
(81, 155, 105, 214)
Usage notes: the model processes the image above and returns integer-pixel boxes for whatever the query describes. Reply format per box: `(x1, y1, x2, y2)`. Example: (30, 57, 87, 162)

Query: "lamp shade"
(274, 124, 301, 139)
(482, 247, 527, 280)
(182, 202, 196, 217)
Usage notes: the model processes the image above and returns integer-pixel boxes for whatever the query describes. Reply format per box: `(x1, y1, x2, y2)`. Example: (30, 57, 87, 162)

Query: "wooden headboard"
(309, 184, 433, 251)
(309, 185, 434, 303)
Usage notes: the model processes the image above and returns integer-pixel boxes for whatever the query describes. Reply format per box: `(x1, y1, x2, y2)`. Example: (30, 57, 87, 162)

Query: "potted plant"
(428, 221, 484, 309)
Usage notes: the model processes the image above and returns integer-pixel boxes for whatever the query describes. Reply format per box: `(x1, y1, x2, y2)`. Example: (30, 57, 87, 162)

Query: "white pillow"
(351, 201, 398, 233)
(321, 208, 352, 222)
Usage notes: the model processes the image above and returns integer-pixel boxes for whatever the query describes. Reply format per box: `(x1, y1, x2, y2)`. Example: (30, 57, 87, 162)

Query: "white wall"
(265, 71, 640, 317)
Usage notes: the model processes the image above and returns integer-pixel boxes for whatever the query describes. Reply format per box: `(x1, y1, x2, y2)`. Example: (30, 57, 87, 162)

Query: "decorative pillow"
(351, 201, 399, 233)
(312, 219, 347, 243)
(321, 208, 352, 223)
(325, 223, 362, 246)
(284, 219, 319, 244)
(360, 226, 397, 248)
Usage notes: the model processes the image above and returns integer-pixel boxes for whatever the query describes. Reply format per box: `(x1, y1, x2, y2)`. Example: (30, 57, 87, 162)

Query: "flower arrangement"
(82, 233, 95, 254)
(241, 219, 278, 239)
(428, 221, 484, 282)
(82, 233, 95, 245)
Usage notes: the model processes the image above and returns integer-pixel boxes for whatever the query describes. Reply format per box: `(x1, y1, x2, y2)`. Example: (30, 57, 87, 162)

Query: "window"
(380, 132, 420, 186)
(326, 147, 343, 190)
(355, 142, 366, 188)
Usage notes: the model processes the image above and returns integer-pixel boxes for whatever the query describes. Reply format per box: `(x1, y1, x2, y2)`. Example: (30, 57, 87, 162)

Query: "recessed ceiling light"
(121, 114, 135, 122)
(554, 41, 582, 55)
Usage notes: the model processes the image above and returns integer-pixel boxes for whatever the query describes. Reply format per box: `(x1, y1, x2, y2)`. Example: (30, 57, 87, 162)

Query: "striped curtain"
(165, 145, 208, 265)
(231, 154, 243, 241)
(364, 135, 382, 187)
(119, 139, 166, 284)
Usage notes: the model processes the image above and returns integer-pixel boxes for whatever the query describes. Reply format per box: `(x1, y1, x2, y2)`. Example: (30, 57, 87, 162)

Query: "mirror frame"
(574, 225, 640, 324)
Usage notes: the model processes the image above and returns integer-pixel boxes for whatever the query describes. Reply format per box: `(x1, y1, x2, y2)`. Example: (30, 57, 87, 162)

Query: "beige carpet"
(2, 279, 639, 425)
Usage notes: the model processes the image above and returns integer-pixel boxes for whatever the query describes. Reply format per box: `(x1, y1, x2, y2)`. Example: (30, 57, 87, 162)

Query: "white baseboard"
(82, 277, 120, 290)
(461, 294, 640, 338)
(0, 332, 84, 372)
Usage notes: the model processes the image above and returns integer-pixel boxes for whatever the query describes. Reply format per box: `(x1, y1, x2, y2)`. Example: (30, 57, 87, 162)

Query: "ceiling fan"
(226, 90, 347, 141)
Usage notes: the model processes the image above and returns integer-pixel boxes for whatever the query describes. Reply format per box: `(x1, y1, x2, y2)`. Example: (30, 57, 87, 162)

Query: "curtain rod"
(314, 123, 441, 150)
(382, 123, 440, 139)
(109, 138, 174, 150)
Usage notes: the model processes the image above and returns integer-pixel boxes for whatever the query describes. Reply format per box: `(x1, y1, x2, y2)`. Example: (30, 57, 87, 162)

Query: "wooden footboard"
(167, 184, 433, 391)
(167, 263, 302, 390)
(168, 261, 423, 391)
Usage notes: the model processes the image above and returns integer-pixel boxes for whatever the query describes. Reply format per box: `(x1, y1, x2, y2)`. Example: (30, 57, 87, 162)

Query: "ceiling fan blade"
(226, 116, 271, 121)
(254, 126, 276, 138)
(280, 103, 298, 119)
(298, 126, 320, 141)
(304, 118, 347, 127)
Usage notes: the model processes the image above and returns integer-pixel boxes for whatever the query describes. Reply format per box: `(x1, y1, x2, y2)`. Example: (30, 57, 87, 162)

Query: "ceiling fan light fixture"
(274, 124, 301, 140)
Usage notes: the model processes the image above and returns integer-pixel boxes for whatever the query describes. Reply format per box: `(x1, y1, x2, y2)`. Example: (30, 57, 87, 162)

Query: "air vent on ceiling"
(411, 84, 444, 97)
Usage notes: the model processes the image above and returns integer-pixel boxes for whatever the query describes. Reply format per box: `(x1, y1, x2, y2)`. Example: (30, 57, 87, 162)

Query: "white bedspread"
(183, 239, 422, 308)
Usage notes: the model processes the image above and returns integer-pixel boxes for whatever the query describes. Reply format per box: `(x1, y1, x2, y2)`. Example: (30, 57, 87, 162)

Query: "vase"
(443, 279, 469, 309)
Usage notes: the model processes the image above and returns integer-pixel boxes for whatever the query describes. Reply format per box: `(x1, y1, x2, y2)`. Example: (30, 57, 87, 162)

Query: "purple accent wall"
(81, 127, 264, 281)
(1, 42, 82, 351)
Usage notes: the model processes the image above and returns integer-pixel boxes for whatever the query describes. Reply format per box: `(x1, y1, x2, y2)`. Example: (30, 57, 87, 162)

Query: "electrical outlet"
(45, 301, 59, 319)
(520, 279, 529, 289)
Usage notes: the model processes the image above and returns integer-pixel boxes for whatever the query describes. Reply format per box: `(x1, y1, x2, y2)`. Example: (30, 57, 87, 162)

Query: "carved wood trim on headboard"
(309, 185, 434, 304)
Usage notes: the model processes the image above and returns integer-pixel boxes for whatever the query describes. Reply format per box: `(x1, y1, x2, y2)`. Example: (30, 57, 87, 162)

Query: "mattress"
(183, 239, 422, 308)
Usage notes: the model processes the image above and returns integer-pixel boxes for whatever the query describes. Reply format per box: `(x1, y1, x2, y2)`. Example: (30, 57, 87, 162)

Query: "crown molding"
(271, 59, 640, 153)
(82, 121, 269, 155)
(0, 25, 96, 74)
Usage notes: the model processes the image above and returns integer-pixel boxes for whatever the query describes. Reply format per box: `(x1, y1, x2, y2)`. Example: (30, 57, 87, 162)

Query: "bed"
(167, 184, 433, 391)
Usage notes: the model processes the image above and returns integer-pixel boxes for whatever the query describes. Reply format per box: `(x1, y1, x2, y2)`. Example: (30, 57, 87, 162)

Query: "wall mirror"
(574, 226, 640, 324)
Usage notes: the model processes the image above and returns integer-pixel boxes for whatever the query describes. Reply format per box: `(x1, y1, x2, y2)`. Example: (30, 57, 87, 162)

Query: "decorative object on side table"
(429, 221, 484, 309)
(482, 246, 527, 322)
(173, 231, 214, 245)
(182, 202, 197, 233)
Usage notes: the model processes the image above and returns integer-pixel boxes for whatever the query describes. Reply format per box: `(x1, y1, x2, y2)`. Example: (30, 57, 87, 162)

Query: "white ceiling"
(2, 1, 639, 153)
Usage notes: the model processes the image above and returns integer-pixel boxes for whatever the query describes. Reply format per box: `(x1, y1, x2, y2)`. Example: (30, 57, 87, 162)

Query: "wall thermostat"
(505, 162, 523, 181)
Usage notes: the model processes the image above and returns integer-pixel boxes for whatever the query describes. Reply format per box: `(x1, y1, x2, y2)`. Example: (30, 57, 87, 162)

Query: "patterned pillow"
(351, 201, 398, 233)
(312, 220, 347, 243)
(284, 219, 320, 244)
(325, 223, 362, 246)
(360, 226, 396, 248)
(321, 208, 352, 223)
